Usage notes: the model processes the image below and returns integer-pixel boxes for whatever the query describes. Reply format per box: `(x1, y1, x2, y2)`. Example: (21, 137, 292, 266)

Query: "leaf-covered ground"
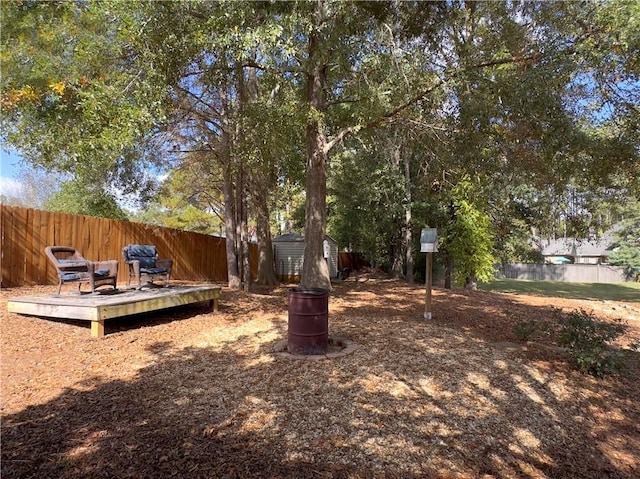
(2, 275, 639, 479)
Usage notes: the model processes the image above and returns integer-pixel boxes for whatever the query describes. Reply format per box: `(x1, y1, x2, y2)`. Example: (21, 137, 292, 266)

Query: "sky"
(0, 148, 24, 196)
(1, 149, 21, 174)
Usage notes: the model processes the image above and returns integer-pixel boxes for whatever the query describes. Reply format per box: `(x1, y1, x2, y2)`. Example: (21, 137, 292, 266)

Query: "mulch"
(2, 275, 639, 479)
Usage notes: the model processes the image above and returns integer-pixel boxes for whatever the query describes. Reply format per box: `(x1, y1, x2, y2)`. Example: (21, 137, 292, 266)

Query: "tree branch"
(325, 54, 539, 154)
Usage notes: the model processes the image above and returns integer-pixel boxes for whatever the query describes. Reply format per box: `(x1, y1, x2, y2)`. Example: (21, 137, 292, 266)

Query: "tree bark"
(237, 161, 250, 292)
(221, 94, 241, 290)
(444, 254, 453, 289)
(404, 151, 414, 283)
(300, 1, 331, 291)
(234, 61, 252, 292)
(223, 165, 241, 289)
(301, 119, 331, 290)
(253, 177, 279, 286)
(391, 224, 405, 278)
(390, 141, 404, 278)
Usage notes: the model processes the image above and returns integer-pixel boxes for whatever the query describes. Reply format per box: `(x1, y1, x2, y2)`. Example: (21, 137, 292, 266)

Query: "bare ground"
(2, 274, 639, 479)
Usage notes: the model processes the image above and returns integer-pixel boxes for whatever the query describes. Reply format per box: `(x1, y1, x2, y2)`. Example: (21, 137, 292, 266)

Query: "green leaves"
(608, 198, 640, 281)
(44, 179, 128, 220)
(1, 0, 636, 267)
(444, 180, 496, 285)
(556, 309, 628, 377)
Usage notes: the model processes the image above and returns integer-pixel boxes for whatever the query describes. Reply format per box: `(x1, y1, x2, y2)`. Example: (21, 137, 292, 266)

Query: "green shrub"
(555, 309, 627, 377)
(513, 320, 538, 341)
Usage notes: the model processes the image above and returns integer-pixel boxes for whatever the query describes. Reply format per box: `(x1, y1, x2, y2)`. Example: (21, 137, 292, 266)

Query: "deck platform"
(7, 285, 221, 338)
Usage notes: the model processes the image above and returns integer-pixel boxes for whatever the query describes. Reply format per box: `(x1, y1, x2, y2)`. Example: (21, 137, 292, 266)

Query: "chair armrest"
(156, 259, 173, 272)
(57, 260, 90, 272)
(93, 260, 118, 276)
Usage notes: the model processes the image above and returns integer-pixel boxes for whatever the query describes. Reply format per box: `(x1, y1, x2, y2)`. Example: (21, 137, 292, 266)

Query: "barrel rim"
(288, 287, 329, 296)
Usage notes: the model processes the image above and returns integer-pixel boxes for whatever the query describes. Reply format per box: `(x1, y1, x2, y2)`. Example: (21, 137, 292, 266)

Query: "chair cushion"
(127, 245, 157, 269)
(94, 269, 110, 277)
(60, 272, 82, 281)
(140, 267, 168, 275)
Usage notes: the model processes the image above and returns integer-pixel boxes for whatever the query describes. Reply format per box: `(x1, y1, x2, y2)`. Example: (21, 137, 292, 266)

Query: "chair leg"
(57, 280, 63, 295)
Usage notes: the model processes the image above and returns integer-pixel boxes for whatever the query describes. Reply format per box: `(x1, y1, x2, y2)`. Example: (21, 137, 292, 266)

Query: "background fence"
(1, 205, 257, 288)
(338, 252, 370, 272)
(498, 262, 627, 283)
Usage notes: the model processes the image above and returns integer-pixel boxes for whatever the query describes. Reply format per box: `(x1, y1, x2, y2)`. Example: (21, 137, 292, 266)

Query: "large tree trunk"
(444, 254, 453, 289)
(234, 61, 252, 292)
(390, 224, 404, 278)
(253, 178, 279, 286)
(404, 151, 414, 283)
(237, 162, 250, 292)
(390, 141, 403, 278)
(223, 166, 241, 289)
(243, 61, 277, 287)
(221, 95, 241, 290)
(300, 3, 331, 291)
(301, 120, 331, 290)
(390, 137, 409, 280)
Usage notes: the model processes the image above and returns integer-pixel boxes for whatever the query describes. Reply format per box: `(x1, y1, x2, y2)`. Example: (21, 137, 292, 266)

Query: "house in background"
(540, 229, 617, 265)
(272, 233, 338, 283)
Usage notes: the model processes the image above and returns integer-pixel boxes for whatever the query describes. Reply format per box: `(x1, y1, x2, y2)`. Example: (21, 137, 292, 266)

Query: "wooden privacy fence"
(338, 252, 370, 271)
(1, 205, 257, 289)
(498, 262, 627, 284)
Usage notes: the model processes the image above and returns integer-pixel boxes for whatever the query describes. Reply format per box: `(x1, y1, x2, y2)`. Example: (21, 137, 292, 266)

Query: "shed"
(272, 233, 339, 282)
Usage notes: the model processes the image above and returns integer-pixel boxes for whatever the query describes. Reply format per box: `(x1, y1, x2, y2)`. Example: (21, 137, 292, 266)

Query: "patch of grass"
(480, 279, 640, 302)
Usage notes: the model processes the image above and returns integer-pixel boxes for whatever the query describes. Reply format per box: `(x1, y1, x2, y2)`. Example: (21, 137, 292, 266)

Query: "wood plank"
(24, 208, 35, 285)
(7, 286, 222, 337)
(13, 207, 26, 286)
(8, 300, 99, 321)
(95, 288, 220, 320)
(33, 209, 46, 284)
(0, 205, 8, 287)
(45, 210, 57, 285)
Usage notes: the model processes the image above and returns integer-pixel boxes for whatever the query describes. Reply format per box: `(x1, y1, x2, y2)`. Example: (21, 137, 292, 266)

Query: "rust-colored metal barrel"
(287, 288, 329, 355)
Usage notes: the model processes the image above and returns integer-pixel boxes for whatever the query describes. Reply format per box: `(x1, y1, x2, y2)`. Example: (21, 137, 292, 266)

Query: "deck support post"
(91, 320, 105, 338)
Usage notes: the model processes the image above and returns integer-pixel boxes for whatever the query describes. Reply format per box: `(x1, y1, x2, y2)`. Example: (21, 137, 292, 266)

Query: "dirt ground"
(2, 274, 639, 479)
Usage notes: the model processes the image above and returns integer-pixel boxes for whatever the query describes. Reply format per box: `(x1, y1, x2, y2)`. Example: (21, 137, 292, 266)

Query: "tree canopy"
(2, 0, 638, 288)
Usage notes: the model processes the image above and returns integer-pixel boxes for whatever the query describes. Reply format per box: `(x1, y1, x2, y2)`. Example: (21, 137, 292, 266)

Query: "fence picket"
(0, 206, 256, 288)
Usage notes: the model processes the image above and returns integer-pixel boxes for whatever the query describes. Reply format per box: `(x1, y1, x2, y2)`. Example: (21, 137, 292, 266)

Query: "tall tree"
(608, 198, 640, 281)
(3, 0, 637, 290)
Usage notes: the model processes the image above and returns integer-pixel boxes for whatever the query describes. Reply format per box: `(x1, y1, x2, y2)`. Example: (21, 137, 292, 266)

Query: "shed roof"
(273, 233, 337, 244)
(273, 233, 304, 242)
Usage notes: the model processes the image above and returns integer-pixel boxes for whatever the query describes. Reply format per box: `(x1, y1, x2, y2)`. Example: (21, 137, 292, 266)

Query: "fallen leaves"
(1, 276, 639, 478)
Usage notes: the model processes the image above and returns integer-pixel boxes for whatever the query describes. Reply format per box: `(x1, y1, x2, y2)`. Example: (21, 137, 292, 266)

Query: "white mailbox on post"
(420, 228, 438, 253)
(420, 227, 438, 320)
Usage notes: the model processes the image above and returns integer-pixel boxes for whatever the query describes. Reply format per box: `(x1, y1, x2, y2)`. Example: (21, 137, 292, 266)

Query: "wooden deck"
(7, 285, 221, 338)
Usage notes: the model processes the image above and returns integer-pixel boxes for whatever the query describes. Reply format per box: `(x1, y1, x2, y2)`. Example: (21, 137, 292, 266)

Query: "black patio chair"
(122, 244, 173, 289)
